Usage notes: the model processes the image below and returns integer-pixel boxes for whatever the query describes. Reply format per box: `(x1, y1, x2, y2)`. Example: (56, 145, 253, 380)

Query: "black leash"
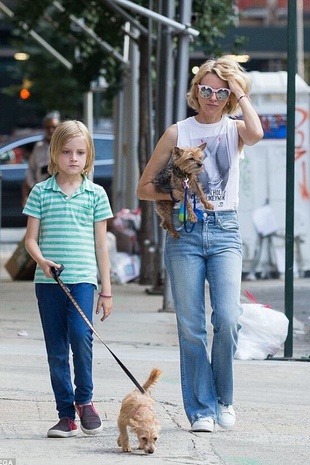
(51, 265, 146, 394)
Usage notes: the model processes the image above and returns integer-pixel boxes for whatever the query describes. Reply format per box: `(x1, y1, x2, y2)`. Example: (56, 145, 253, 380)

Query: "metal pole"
(0, 171, 2, 281)
(53, 1, 129, 66)
(83, 91, 94, 180)
(151, 0, 175, 311)
(0, 1, 72, 70)
(174, 0, 193, 122)
(125, 25, 139, 209)
(284, 0, 297, 358)
(113, 0, 199, 37)
(297, 0, 304, 79)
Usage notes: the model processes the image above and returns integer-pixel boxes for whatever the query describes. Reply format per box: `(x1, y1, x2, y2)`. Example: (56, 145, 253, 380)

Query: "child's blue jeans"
(35, 283, 95, 420)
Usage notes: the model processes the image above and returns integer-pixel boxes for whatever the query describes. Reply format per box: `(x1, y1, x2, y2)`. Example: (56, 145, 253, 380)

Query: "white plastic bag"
(235, 303, 289, 360)
(113, 252, 140, 284)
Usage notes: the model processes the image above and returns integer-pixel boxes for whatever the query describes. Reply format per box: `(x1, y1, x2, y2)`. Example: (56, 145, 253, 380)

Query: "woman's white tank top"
(177, 116, 244, 211)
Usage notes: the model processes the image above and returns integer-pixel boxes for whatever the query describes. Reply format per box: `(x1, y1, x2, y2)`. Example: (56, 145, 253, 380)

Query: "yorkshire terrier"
(154, 143, 214, 238)
(117, 368, 162, 454)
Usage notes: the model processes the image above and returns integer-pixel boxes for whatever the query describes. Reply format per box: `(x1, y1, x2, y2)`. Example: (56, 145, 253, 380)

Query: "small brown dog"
(117, 368, 162, 454)
(154, 143, 214, 238)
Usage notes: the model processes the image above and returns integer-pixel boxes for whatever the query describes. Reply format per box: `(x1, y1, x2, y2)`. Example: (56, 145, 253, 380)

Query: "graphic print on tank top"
(197, 132, 231, 204)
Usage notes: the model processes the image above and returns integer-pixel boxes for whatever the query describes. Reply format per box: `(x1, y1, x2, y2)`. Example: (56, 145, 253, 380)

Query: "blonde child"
(23, 120, 113, 437)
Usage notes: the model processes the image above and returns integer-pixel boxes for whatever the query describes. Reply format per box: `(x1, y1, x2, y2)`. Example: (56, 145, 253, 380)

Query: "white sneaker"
(218, 405, 236, 430)
(191, 417, 215, 433)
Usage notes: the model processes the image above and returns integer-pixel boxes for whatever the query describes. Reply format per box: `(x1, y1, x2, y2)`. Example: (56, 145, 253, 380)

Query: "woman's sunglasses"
(197, 84, 231, 101)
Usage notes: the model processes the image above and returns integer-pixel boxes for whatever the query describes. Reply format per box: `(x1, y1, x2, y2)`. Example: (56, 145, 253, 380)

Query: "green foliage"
(191, 0, 239, 56)
(10, 0, 127, 116)
(8, 0, 241, 116)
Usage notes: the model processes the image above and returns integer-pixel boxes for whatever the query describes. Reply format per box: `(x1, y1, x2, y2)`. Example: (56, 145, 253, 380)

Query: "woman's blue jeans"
(164, 210, 243, 425)
(35, 283, 95, 420)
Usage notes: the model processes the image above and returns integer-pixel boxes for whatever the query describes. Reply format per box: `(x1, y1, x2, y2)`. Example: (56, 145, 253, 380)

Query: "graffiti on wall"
(258, 109, 310, 201)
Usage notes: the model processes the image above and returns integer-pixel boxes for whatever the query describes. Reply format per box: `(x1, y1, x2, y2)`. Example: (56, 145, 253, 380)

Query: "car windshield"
(0, 139, 41, 164)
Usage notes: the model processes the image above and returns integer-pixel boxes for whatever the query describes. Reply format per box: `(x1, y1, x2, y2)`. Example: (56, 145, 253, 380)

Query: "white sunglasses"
(197, 84, 231, 101)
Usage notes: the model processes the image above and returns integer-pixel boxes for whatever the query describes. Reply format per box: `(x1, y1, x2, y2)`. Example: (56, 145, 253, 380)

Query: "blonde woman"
(23, 120, 113, 438)
(137, 56, 263, 433)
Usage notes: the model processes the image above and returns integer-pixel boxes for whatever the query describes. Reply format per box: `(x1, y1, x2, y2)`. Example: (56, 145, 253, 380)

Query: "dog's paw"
(202, 199, 214, 210)
(168, 229, 180, 238)
(189, 213, 198, 223)
(118, 436, 132, 452)
(122, 445, 132, 453)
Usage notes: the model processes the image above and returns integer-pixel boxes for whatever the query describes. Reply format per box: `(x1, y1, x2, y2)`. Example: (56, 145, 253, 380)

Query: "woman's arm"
(95, 220, 112, 321)
(137, 124, 178, 201)
(228, 79, 264, 148)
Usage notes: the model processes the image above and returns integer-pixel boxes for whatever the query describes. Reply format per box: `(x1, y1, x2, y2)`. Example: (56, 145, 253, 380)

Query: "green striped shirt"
(23, 175, 113, 286)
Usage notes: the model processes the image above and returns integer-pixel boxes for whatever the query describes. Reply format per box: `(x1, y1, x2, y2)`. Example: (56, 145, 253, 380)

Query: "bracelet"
(98, 293, 113, 298)
(238, 94, 250, 103)
(169, 190, 180, 203)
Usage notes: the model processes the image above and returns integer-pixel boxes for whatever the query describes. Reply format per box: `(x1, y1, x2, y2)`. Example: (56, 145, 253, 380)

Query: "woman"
(137, 56, 263, 432)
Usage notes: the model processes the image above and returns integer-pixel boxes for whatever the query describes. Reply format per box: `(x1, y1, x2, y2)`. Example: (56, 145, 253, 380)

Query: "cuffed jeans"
(35, 283, 95, 420)
(164, 210, 243, 425)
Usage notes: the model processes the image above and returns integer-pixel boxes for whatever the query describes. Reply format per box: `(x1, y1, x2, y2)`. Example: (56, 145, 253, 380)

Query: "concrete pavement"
(0, 229, 310, 465)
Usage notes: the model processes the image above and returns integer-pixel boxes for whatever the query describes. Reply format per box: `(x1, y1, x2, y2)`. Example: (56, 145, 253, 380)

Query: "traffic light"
(20, 88, 31, 99)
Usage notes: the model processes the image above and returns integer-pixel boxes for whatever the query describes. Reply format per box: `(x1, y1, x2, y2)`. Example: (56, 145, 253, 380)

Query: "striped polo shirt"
(23, 175, 113, 286)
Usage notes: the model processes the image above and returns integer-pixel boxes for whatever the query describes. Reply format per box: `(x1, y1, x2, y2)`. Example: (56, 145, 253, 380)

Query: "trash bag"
(235, 303, 289, 360)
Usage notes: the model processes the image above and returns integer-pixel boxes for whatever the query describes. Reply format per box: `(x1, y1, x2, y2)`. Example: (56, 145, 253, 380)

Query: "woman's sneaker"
(191, 416, 215, 433)
(218, 405, 236, 430)
(75, 402, 103, 435)
(47, 418, 78, 438)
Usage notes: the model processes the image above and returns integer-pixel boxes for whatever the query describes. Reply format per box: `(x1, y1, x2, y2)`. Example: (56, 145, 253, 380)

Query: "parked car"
(0, 133, 114, 227)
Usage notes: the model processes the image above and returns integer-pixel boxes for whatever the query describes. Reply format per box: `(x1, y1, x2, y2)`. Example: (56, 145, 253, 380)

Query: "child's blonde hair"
(186, 55, 251, 116)
(48, 120, 95, 175)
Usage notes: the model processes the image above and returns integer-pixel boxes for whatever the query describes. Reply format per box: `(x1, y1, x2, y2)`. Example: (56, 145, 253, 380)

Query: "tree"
(9, 0, 240, 116)
(10, 0, 126, 118)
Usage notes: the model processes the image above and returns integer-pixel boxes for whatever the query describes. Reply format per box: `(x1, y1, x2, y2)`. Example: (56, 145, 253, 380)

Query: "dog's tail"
(143, 368, 162, 392)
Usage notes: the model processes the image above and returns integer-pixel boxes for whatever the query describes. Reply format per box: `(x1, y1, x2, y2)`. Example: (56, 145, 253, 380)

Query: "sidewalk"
(0, 232, 310, 464)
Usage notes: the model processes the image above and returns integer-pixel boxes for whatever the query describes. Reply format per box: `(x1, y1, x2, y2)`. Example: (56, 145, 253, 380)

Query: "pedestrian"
(23, 120, 114, 438)
(22, 111, 60, 206)
(137, 56, 264, 432)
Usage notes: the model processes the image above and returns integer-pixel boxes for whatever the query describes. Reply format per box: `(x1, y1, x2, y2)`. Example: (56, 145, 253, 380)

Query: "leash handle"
(51, 264, 65, 281)
(50, 265, 146, 394)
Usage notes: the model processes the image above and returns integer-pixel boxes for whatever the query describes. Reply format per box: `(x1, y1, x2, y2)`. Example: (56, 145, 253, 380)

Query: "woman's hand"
(227, 78, 245, 101)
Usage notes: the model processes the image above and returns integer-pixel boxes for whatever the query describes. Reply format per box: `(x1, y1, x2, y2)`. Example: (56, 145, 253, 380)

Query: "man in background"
(22, 111, 60, 206)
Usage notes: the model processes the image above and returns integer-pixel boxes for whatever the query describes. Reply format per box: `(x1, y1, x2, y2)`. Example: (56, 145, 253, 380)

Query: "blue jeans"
(164, 210, 243, 425)
(35, 283, 95, 420)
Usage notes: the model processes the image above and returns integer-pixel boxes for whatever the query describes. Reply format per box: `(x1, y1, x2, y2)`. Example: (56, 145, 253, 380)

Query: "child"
(23, 120, 113, 438)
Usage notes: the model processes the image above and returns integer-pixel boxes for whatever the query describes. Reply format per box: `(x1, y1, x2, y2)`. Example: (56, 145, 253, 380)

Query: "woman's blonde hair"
(186, 56, 251, 115)
(48, 120, 95, 175)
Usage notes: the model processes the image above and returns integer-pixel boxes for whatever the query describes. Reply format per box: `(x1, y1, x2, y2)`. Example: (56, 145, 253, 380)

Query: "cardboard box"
(5, 236, 36, 280)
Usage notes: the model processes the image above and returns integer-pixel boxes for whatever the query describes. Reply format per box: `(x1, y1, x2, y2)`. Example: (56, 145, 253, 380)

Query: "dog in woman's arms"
(154, 143, 214, 238)
(117, 368, 162, 454)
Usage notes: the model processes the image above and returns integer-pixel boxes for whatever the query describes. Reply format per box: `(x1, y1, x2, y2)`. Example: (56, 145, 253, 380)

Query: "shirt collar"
(43, 175, 95, 193)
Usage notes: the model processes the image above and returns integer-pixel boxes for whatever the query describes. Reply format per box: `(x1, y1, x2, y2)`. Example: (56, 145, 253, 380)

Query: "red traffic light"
(20, 88, 31, 99)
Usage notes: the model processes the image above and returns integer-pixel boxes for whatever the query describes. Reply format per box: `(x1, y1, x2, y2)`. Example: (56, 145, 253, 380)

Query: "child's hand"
(40, 260, 62, 279)
(96, 295, 113, 321)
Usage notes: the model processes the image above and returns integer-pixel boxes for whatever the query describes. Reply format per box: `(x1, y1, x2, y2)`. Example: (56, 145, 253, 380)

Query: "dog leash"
(50, 265, 146, 394)
(181, 178, 204, 233)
